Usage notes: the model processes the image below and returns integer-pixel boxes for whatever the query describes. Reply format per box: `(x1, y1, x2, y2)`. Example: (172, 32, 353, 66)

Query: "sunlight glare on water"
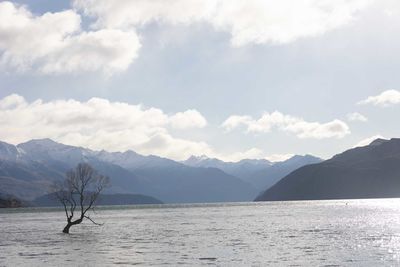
(2, 199, 400, 266)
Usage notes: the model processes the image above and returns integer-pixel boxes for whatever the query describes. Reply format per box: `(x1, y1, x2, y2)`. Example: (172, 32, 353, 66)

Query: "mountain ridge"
(256, 138, 400, 201)
(182, 153, 322, 190)
(0, 139, 257, 203)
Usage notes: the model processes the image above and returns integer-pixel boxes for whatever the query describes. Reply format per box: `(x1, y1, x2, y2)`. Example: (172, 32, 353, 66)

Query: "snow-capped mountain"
(0, 139, 257, 203)
(182, 154, 322, 190)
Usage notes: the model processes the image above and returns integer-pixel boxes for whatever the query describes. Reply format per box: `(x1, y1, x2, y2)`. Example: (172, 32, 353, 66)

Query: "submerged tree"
(54, 163, 109, 234)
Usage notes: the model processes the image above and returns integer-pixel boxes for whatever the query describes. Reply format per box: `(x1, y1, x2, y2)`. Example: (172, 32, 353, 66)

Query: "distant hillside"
(183, 154, 322, 191)
(0, 138, 324, 203)
(183, 155, 272, 185)
(96, 150, 258, 203)
(0, 139, 257, 203)
(256, 138, 400, 201)
(183, 155, 272, 178)
(246, 155, 322, 190)
(33, 193, 163, 207)
(0, 193, 24, 208)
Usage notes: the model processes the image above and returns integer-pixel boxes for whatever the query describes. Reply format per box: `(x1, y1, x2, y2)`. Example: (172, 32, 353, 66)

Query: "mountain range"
(0, 139, 319, 204)
(3, 137, 400, 204)
(183, 154, 321, 189)
(256, 138, 400, 201)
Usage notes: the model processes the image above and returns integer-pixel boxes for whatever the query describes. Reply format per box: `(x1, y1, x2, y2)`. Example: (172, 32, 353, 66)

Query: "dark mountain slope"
(248, 155, 322, 190)
(131, 166, 257, 203)
(182, 154, 321, 191)
(256, 138, 400, 201)
(98, 150, 258, 203)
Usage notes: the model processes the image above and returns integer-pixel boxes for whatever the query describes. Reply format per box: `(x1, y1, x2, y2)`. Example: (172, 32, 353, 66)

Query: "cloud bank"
(0, 94, 344, 161)
(222, 111, 350, 139)
(347, 112, 368, 122)
(265, 153, 295, 162)
(0, 2, 140, 74)
(358, 90, 400, 107)
(0, 94, 211, 160)
(0, 0, 372, 75)
(74, 0, 371, 46)
(354, 134, 385, 147)
(169, 110, 207, 129)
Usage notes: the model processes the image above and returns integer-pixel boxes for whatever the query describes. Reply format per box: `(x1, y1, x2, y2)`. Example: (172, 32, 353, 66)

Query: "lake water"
(1, 199, 400, 266)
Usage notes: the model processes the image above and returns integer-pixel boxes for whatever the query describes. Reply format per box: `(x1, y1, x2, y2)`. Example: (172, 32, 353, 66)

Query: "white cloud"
(210, 0, 372, 46)
(0, 2, 140, 74)
(0, 0, 373, 74)
(39, 29, 140, 74)
(354, 134, 385, 147)
(358, 89, 400, 107)
(74, 0, 215, 29)
(221, 115, 253, 132)
(222, 111, 350, 139)
(0, 94, 26, 109)
(169, 109, 207, 129)
(0, 95, 325, 162)
(223, 148, 264, 162)
(347, 112, 368, 122)
(74, 0, 372, 46)
(0, 94, 211, 160)
(0, 95, 341, 162)
(265, 153, 294, 162)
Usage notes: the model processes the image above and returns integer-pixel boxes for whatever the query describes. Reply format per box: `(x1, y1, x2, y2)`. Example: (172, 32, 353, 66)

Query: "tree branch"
(84, 215, 103, 226)
(54, 163, 110, 233)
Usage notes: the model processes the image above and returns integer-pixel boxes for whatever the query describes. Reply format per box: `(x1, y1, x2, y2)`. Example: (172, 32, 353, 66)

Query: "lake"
(1, 199, 400, 266)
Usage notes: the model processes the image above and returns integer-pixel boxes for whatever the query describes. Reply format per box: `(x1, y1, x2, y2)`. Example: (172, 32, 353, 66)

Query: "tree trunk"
(63, 223, 72, 234)
(62, 218, 83, 234)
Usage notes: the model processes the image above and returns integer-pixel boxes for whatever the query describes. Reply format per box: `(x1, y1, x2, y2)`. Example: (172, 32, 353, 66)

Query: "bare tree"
(53, 163, 109, 234)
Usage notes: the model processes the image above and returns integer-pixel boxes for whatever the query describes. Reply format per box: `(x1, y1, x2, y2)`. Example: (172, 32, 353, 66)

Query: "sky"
(1, 0, 400, 162)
